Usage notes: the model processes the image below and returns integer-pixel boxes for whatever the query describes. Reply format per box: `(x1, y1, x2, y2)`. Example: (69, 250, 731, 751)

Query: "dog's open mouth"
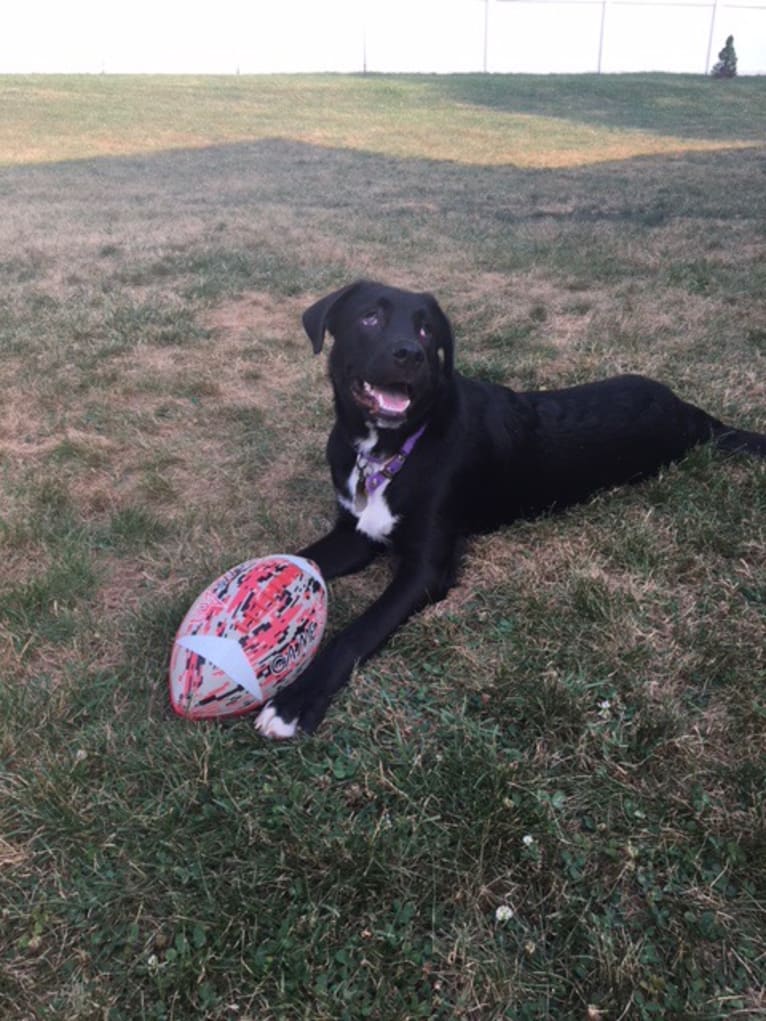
(352, 380, 412, 420)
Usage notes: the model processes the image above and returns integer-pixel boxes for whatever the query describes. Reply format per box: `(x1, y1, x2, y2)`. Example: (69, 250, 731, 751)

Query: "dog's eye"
(418, 323, 433, 341)
(361, 311, 379, 327)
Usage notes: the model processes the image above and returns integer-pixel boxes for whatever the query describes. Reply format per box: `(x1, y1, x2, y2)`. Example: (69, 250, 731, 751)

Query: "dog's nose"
(393, 342, 425, 366)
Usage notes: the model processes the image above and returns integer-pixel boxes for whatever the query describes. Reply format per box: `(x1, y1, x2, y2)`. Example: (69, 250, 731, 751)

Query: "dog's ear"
(425, 294, 455, 378)
(302, 281, 365, 354)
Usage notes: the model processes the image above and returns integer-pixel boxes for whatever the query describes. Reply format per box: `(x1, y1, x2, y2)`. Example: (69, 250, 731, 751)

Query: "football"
(169, 555, 327, 721)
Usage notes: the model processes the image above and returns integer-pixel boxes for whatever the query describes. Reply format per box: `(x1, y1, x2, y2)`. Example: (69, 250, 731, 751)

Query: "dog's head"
(302, 280, 454, 432)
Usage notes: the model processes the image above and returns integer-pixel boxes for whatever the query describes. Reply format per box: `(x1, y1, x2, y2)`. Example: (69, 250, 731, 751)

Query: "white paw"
(254, 703, 298, 740)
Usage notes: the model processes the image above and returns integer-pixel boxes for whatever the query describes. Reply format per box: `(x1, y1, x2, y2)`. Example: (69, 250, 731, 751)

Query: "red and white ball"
(169, 555, 327, 721)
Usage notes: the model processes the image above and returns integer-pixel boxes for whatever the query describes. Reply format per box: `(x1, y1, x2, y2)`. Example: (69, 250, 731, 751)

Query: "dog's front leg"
(255, 550, 457, 739)
(299, 518, 380, 582)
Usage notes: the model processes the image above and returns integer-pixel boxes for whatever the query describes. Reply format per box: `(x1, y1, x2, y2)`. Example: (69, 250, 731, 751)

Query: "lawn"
(0, 73, 765, 1020)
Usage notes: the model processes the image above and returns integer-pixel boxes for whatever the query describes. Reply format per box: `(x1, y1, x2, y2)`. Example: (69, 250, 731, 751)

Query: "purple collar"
(357, 422, 427, 498)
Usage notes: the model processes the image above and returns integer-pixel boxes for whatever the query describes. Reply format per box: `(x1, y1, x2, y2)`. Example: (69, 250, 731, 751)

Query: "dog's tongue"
(366, 383, 410, 415)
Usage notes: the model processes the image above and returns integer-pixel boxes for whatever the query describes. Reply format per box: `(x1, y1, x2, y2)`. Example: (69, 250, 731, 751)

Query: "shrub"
(711, 35, 737, 78)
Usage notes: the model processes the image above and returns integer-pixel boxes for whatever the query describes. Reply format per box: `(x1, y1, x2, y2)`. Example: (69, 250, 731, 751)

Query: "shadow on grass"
(408, 72, 766, 142)
(3, 133, 762, 227)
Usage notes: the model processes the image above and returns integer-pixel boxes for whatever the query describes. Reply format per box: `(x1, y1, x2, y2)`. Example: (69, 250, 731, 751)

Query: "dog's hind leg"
(675, 395, 766, 459)
(711, 422, 766, 457)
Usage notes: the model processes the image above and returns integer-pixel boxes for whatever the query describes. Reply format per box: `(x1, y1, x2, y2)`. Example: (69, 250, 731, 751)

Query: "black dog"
(255, 281, 765, 738)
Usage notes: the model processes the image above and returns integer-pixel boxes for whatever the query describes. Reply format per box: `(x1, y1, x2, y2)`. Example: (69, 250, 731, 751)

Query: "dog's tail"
(711, 421, 766, 458)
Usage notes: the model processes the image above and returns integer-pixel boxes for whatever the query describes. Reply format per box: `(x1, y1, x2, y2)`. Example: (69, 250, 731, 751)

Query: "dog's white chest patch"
(336, 429, 399, 542)
(339, 467, 398, 542)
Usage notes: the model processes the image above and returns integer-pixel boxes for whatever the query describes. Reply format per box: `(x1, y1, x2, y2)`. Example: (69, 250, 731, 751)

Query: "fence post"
(704, 0, 719, 74)
(483, 0, 490, 72)
(597, 0, 608, 73)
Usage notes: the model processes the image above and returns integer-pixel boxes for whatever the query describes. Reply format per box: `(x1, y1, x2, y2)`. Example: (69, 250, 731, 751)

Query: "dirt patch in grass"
(0, 354, 51, 455)
(200, 289, 313, 396)
(2, 288, 324, 526)
(0, 835, 29, 869)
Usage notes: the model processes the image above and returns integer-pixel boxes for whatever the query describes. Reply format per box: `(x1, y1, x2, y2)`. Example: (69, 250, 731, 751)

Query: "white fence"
(361, 0, 765, 75)
(4, 0, 766, 76)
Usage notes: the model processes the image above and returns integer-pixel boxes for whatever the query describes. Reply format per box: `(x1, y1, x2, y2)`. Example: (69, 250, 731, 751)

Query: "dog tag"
(353, 474, 368, 514)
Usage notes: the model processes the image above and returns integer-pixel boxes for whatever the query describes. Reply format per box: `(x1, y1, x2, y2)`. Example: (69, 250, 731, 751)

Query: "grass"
(1, 73, 765, 1019)
(3, 73, 766, 169)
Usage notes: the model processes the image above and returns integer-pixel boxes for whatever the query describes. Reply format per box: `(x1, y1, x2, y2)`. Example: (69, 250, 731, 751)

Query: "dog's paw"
(254, 703, 298, 741)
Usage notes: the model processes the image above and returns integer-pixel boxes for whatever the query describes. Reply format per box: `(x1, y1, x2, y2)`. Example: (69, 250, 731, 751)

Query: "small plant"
(711, 35, 737, 78)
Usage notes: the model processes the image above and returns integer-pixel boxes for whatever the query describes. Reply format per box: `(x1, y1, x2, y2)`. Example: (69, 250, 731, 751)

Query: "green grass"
(1, 74, 765, 1020)
(2, 73, 765, 169)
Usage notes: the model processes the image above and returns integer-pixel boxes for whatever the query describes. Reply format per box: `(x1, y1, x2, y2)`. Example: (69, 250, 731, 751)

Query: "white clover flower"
(495, 905, 513, 923)
(522, 834, 534, 847)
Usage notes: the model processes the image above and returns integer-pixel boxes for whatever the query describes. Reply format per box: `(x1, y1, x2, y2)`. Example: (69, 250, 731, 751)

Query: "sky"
(2, 0, 765, 76)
